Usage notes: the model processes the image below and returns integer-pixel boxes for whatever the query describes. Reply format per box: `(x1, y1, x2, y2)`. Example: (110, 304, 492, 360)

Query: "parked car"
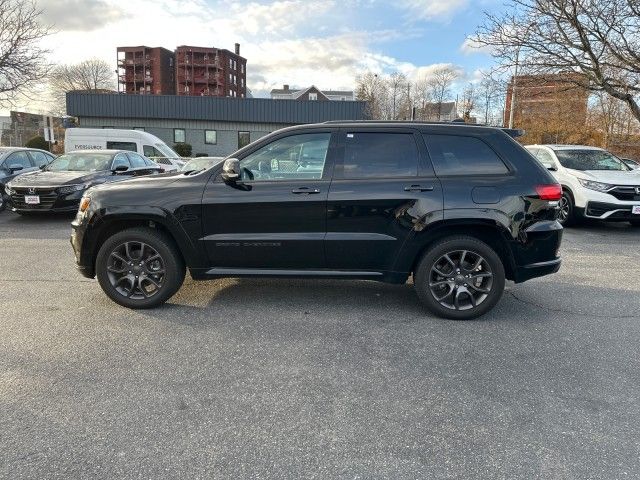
(622, 158, 640, 170)
(180, 156, 225, 172)
(0, 147, 55, 212)
(65, 128, 184, 171)
(6, 150, 162, 214)
(526, 145, 640, 226)
(71, 122, 563, 320)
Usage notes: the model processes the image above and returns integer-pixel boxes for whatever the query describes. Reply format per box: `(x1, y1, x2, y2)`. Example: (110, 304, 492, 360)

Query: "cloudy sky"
(15, 0, 504, 113)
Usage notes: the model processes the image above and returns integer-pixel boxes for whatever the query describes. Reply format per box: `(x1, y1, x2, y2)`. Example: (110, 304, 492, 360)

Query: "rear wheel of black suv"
(96, 227, 185, 309)
(414, 236, 506, 320)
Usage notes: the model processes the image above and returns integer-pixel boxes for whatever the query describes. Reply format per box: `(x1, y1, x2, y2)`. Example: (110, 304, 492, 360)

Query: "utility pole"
(508, 47, 520, 129)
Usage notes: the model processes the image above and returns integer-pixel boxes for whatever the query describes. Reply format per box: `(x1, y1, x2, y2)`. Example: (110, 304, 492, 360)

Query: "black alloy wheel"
(414, 236, 506, 320)
(96, 228, 185, 309)
(106, 241, 166, 300)
(557, 191, 574, 226)
(428, 250, 493, 311)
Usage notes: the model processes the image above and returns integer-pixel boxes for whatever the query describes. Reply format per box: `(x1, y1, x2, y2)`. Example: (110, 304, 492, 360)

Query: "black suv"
(71, 123, 563, 320)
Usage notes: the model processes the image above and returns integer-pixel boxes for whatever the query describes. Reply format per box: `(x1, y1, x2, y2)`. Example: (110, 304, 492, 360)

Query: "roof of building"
(271, 86, 354, 97)
(66, 92, 367, 124)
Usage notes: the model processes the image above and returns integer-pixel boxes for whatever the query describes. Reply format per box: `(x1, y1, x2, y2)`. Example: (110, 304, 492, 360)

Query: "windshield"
(46, 152, 113, 172)
(555, 149, 630, 171)
(155, 143, 180, 158)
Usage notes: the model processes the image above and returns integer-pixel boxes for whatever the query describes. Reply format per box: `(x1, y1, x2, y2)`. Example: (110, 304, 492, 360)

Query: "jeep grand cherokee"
(71, 122, 563, 320)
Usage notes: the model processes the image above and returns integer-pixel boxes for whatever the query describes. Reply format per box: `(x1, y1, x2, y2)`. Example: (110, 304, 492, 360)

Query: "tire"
(414, 236, 506, 320)
(96, 227, 185, 309)
(0, 195, 5, 213)
(630, 220, 640, 227)
(557, 190, 575, 226)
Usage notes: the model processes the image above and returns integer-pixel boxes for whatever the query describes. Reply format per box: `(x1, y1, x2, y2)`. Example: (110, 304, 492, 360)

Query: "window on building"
(174, 129, 186, 143)
(423, 134, 509, 176)
(309, 93, 318, 101)
(239, 133, 330, 181)
(205, 130, 217, 145)
(238, 131, 251, 149)
(341, 133, 418, 179)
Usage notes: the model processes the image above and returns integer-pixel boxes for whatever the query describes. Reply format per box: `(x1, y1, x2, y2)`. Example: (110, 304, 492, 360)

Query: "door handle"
(292, 187, 321, 194)
(404, 184, 434, 192)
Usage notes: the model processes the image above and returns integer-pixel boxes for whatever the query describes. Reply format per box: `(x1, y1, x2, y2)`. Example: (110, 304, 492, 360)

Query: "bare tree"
(355, 72, 390, 119)
(477, 72, 506, 125)
(0, 0, 51, 108)
(473, 0, 640, 122)
(427, 66, 458, 119)
(458, 83, 477, 121)
(50, 58, 115, 113)
(387, 72, 408, 120)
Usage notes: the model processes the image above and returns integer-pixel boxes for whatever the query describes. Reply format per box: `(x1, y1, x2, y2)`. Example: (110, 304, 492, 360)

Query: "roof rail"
(321, 119, 526, 137)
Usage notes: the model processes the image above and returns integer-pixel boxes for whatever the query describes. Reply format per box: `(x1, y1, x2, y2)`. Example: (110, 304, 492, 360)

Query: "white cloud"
(398, 0, 469, 21)
(460, 37, 494, 55)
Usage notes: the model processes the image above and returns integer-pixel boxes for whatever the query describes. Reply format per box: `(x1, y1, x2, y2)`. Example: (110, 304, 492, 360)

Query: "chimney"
(283, 84, 289, 91)
(235, 43, 240, 55)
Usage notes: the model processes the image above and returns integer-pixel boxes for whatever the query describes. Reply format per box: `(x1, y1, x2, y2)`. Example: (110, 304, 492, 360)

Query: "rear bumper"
(513, 258, 561, 283)
(510, 220, 563, 283)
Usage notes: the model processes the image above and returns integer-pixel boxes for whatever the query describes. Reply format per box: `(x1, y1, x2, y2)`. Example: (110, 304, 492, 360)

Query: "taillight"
(535, 184, 562, 201)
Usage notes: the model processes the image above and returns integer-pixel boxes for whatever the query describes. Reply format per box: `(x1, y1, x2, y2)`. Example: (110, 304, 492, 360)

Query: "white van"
(64, 128, 185, 171)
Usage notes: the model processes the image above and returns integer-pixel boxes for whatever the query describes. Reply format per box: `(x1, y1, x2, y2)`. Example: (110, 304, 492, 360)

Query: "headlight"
(57, 184, 87, 194)
(577, 179, 613, 192)
(4, 183, 14, 195)
(79, 196, 91, 213)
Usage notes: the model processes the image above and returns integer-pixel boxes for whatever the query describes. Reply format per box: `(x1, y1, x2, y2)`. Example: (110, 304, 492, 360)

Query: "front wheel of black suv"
(414, 236, 506, 320)
(96, 227, 185, 309)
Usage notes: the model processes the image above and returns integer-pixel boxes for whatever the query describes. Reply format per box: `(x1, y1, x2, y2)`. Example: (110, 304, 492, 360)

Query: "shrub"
(173, 142, 192, 157)
(25, 135, 49, 151)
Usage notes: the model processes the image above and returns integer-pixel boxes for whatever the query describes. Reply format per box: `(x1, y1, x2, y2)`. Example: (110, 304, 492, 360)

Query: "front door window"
(239, 133, 331, 181)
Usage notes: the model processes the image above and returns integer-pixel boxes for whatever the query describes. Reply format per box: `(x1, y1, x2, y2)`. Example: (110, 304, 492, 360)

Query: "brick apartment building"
(503, 73, 589, 140)
(117, 46, 175, 95)
(175, 43, 246, 97)
(117, 43, 246, 98)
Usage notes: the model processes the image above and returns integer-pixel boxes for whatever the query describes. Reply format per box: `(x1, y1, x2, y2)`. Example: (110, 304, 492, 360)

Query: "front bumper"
(583, 201, 640, 221)
(9, 189, 85, 213)
(71, 218, 95, 279)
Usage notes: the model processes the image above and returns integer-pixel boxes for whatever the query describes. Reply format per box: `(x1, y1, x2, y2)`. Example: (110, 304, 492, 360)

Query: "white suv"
(525, 145, 640, 226)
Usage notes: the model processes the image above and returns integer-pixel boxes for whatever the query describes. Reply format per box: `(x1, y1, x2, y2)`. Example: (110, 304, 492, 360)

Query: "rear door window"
(423, 134, 508, 176)
(29, 151, 53, 167)
(341, 132, 419, 178)
(106, 141, 137, 152)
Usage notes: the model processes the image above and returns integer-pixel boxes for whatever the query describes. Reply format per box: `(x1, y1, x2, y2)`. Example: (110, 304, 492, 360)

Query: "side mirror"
(541, 162, 556, 171)
(221, 158, 240, 183)
(9, 164, 23, 173)
(112, 165, 129, 173)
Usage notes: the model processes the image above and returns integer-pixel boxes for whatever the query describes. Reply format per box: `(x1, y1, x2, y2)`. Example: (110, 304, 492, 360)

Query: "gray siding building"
(66, 93, 367, 156)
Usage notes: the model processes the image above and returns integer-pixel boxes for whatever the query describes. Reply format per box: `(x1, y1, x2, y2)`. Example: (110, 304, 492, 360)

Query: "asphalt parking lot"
(1, 211, 639, 479)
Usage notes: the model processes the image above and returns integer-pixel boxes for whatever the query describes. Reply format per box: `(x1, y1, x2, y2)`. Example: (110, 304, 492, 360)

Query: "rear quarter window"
(423, 134, 509, 176)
